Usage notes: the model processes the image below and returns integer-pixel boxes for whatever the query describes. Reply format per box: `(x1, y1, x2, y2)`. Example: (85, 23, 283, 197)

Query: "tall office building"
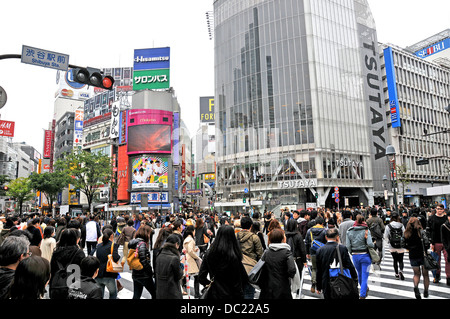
(381, 29, 450, 207)
(214, 0, 390, 213)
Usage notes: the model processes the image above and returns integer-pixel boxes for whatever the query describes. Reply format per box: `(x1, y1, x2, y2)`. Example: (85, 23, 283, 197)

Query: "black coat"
(49, 245, 85, 295)
(198, 249, 248, 299)
(96, 241, 120, 279)
(155, 243, 183, 299)
(315, 241, 358, 298)
(128, 238, 153, 279)
(285, 231, 307, 265)
(258, 246, 296, 299)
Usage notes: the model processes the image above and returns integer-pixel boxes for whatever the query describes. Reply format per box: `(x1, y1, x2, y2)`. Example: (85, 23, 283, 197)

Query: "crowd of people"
(0, 203, 449, 300)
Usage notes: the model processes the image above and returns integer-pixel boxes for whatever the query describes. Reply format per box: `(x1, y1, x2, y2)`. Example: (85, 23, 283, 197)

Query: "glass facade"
(214, 0, 385, 212)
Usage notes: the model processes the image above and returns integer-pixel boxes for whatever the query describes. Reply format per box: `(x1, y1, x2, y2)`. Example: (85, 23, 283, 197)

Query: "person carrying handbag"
(95, 228, 121, 299)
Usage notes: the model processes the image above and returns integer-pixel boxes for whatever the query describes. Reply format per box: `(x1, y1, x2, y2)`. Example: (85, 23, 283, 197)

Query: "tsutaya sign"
(278, 179, 317, 189)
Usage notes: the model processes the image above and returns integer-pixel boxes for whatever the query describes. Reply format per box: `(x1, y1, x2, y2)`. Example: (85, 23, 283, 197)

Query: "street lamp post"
(386, 145, 399, 214)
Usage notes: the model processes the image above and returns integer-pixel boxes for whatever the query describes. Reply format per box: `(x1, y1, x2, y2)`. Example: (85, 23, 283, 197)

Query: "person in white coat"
(384, 212, 406, 280)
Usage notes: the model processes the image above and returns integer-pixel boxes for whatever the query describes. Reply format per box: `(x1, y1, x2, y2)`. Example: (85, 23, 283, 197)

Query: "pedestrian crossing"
(108, 244, 450, 300)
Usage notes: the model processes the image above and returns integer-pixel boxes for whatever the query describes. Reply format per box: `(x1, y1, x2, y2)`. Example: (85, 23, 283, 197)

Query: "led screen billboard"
(127, 124, 171, 154)
(131, 155, 169, 190)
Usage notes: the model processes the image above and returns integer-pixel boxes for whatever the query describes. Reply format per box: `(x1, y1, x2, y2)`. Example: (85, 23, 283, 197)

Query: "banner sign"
(0, 120, 15, 137)
(43, 130, 52, 158)
(384, 47, 401, 128)
(200, 97, 215, 123)
(133, 47, 170, 90)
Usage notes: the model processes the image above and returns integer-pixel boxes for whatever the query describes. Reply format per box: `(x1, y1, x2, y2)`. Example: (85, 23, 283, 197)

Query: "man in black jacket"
(316, 228, 358, 299)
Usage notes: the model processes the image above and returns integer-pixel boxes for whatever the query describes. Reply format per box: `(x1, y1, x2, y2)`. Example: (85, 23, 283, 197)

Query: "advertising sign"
(133, 47, 170, 71)
(384, 47, 401, 128)
(415, 38, 450, 59)
(127, 109, 172, 155)
(110, 102, 120, 139)
(132, 69, 170, 91)
(73, 109, 84, 151)
(131, 155, 169, 190)
(133, 47, 170, 91)
(200, 96, 215, 123)
(0, 120, 15, 137)
(130, 192, 168, 204)
(43, 130, 52, 158)
(173, 112, 180, 165)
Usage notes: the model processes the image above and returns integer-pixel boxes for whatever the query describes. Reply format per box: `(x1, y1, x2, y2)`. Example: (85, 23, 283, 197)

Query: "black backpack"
(49, 250, 79, 299)
(369, 221, 383, 239)
(388, 224, 404, 249)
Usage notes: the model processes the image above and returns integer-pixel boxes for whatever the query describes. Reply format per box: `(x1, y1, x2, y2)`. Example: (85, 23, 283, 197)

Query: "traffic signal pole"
(0, 54, 84, 69)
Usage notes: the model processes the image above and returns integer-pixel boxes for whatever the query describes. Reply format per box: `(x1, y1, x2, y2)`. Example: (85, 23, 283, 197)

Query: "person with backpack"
(316, 228, 358, 299)
(49, 228, 85, 299)
(384, 213, 406, 280)
(305, 216, 327, 293)
(127, 224, 156, 299)
(236, 216, 264, 299)
(367, 207, 385, 268)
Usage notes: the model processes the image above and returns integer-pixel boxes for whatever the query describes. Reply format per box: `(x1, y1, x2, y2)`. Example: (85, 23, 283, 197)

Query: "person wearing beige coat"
(183, 225, 201, 298)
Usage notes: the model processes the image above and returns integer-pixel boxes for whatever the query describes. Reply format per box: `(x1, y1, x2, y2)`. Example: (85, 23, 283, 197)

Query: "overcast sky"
(0, 0, 449, 153)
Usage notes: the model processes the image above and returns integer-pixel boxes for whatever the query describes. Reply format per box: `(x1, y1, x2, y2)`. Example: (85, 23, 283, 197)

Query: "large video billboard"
(127, 109, 172, 155)
(131, 155, 169, 190)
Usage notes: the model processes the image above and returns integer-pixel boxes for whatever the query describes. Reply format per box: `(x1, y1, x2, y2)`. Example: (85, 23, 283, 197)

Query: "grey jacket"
(346, 224, 374, 254)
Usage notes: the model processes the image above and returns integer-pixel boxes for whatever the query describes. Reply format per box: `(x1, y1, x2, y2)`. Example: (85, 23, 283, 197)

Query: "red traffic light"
(3, 186, 8, 191)
(72, 67, 114, 90)
(102, 76, 114, 90)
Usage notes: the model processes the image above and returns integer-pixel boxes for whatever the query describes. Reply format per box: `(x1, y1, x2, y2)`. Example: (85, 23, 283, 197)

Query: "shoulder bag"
(420, 231, 438, 271)
(310, 230, 325, 254)
(107, 242, 124, 273)
(329, 245, 359, 299)
(248, 250, 267, 288)
(365, 230, 380, 264)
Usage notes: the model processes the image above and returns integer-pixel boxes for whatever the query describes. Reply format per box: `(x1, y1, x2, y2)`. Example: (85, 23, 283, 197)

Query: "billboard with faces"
(131, 155, 169, 190)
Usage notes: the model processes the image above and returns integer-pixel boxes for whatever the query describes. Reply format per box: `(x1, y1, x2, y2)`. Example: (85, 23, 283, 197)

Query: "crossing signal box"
(72, 67, 114, 90)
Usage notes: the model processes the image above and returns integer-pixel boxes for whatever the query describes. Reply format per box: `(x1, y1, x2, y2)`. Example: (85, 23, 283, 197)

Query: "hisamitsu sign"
(21, 45, 69, 71)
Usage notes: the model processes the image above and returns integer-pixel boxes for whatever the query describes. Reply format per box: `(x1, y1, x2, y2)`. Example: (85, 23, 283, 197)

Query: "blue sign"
(174, 170, 179, 190)
(133, 47, 170, 71)
(383, 47, 401, 128)
(244, 188, 249, 193)
(415, 38, 450, 59)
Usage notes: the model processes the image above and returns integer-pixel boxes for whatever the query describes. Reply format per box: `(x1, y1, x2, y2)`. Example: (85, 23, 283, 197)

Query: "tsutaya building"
(213, 0, 390, 214)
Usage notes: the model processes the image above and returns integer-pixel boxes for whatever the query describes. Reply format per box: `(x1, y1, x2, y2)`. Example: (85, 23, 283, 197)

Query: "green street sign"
(133, 68, 170, 91)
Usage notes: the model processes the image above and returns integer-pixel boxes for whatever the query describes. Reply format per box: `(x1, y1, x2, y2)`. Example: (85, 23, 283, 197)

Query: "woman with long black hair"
(198, 225, 248, 299)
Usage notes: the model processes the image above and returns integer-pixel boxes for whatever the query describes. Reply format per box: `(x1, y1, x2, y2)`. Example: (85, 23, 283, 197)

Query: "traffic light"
(315, 192, 319, 199)
(3, 185, 8, 191)
(72, 67, 114, 90)
(243, 197, 247, 204)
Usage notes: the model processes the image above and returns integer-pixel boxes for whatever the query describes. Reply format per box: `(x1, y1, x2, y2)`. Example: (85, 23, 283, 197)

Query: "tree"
(395, 163, 410, 205)
(6, 177, 34, 215)
(55, 150, 115, 213)
(29, 172, 68, 216)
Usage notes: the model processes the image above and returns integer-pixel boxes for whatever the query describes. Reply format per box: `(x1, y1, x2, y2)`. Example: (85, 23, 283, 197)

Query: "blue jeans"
(96, 277, 117, 299)
(352, 253, 371, 298)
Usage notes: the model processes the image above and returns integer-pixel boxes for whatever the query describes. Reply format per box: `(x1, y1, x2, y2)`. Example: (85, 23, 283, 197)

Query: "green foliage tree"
(55, 150, 115, 213)
(6, 177, 34, 214)
(395, 163, 410, 205)
(29, 172, 68, 215)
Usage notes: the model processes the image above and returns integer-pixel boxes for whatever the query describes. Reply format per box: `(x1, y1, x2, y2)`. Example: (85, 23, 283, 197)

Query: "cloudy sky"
(0, 0, 449, 153)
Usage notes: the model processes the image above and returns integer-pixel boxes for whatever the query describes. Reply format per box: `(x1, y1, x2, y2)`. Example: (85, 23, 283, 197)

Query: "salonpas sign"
(133, 69, 170, 90)
(278, 179, 317, 189)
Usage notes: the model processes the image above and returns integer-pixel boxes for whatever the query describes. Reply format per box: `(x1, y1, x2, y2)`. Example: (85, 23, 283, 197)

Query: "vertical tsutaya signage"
(384, 47, 401, 128)
(133, 47, 170, 90)
(415, 38, 450, 59)
(356, 3, 389, 198)
(43, 130, 53, 158)
(200, 96, 215, 123)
